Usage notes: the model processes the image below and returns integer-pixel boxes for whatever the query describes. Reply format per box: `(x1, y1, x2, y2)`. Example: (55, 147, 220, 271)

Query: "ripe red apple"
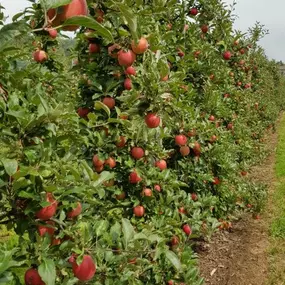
(124, 78, 132, 90)
(33, 50, 48, 63)
(223, 51, 232, 60)
(161, 74, 169, 81)
(166, 23, 172, 30)
(241, 171, 248, 176)
(168, 281, 174, 285)
(105, 157, 116, 168)
(180, 146, 190, 156)
(182, 224, 192, 236)
(116, 192, 126, 200)
(131, 37, 148, 54)
(125, 66, 136, 76)
(155, 159, 167, 171)
(210, 135, 217, 143)
(145, 113, 160, 128)
(209, 115, 215, 121)
(48, 28, 58, 39)
(244, 83, 251, 89)
(178, 207, 186, 214)
(191, 193, 198, 201)
(133, 205, 145, 217)
(77, 107, 90, 118)
(129, 171, 142, 184)
(25, 268, 45, 285)
(116, 136, 127, 148)
(47, 0, 88, 31)
(177, 49, 185, 57)
(71, 255, 96, 281)
(154, 185, 161, 192)
(227, 123, 233, 130)
(95, 165, 104, 173)
(189, 7, 198, 15)
(193, 142, 201, 156)
(201, 25, 208, 33)
(102, 97, 115, 109)
(89, 43, 100, 54)
(36, 193, 58, 220)
(67, 202, 82, 219)
(37, 221, 55, 237)
(131, 147, 145, 159)
(187, 129, 196, 137)
(117, 49, 136, 66)
(51, 238, 61, 246)
(92, 155, 104, 167)
(95, 9, 104, 23)
(223, 93, 230, 98)
(240, 48, 245, 54)
(213, 177, 220, 185)
(171, 236, 179, 246)
(194, 50, 201, 58)
(142, 188, 152, 197)
(175, 134, 187, 146)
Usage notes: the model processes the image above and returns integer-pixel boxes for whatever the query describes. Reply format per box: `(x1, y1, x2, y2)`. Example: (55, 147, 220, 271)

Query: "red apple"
(175, 135, 187, 146)
(154, 185, 161, 192)
(77, 107, 90, 118)
(171, 236, 179, 246)
(116, 192, 126, 200)
(142, 188, 152, 197)
(131, 147, 145, 159)
(131, 37, 148, 54)
(33, 50, 48, 63)
(125, 66, 136, 76)
(209, 115, 215, 121)
(124, 78, 132, 90)
(71, 255, 96, 281)
(37, 221, 55, 237)
(92, 154, 104, 167)
(102, 97, 115, 109)
(182, 224, 192, 236)
(105, 157, 116, 168)
(25, 268, 45, 285)
(133, 205, 145, 217)
(191, 193, 198, 201)
(180, 146, 190, 156)
(129, 171, 142, 184)
(116, 136, 127, 148)
(189, 7, 198, 15)
(145, 113, 160, 128)
(67, 202, 82, 219)
(89, 43, 100, 54)
(223, 51, 232, 60)
(36, 193, 57, 220)
(201, 25, 208, 33)
(48, 28, 58, 39)
(117, 49, 136, 66)
(155, 159, 167, 170)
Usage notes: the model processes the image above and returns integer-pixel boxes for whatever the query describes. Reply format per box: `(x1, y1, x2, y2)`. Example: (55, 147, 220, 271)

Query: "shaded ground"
(198, 120, 280, 285)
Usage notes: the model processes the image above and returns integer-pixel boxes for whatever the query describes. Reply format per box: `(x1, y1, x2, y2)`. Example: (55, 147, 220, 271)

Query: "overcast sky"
(1, 0, 284, 61)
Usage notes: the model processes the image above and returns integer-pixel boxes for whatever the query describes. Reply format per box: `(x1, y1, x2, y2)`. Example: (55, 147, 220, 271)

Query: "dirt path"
(198, 120, 280, 285)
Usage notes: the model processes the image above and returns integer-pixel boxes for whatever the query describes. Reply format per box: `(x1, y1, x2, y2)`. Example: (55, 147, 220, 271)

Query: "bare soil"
(198, 122, 279, 285)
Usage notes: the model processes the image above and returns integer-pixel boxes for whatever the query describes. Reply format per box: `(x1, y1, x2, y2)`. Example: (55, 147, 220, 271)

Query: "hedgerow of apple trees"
(1, 0, 285, 284)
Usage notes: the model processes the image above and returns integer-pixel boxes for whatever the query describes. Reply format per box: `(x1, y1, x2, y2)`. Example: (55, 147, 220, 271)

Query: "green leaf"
(91, 171, 114, 187)
(95, 101, 111, 117)
(38, 258, 56, 285)
(165, 250, 181, 271)
(122, 218, 135, 249)
(62, 16, 114, 42)
(1, 159, 18, 176)
(117, 4, 138, 42)
(40, 0, 72, 9)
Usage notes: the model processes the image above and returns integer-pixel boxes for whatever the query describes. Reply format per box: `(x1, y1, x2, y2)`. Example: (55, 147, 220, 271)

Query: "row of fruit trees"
(0, 0, 285, 284)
